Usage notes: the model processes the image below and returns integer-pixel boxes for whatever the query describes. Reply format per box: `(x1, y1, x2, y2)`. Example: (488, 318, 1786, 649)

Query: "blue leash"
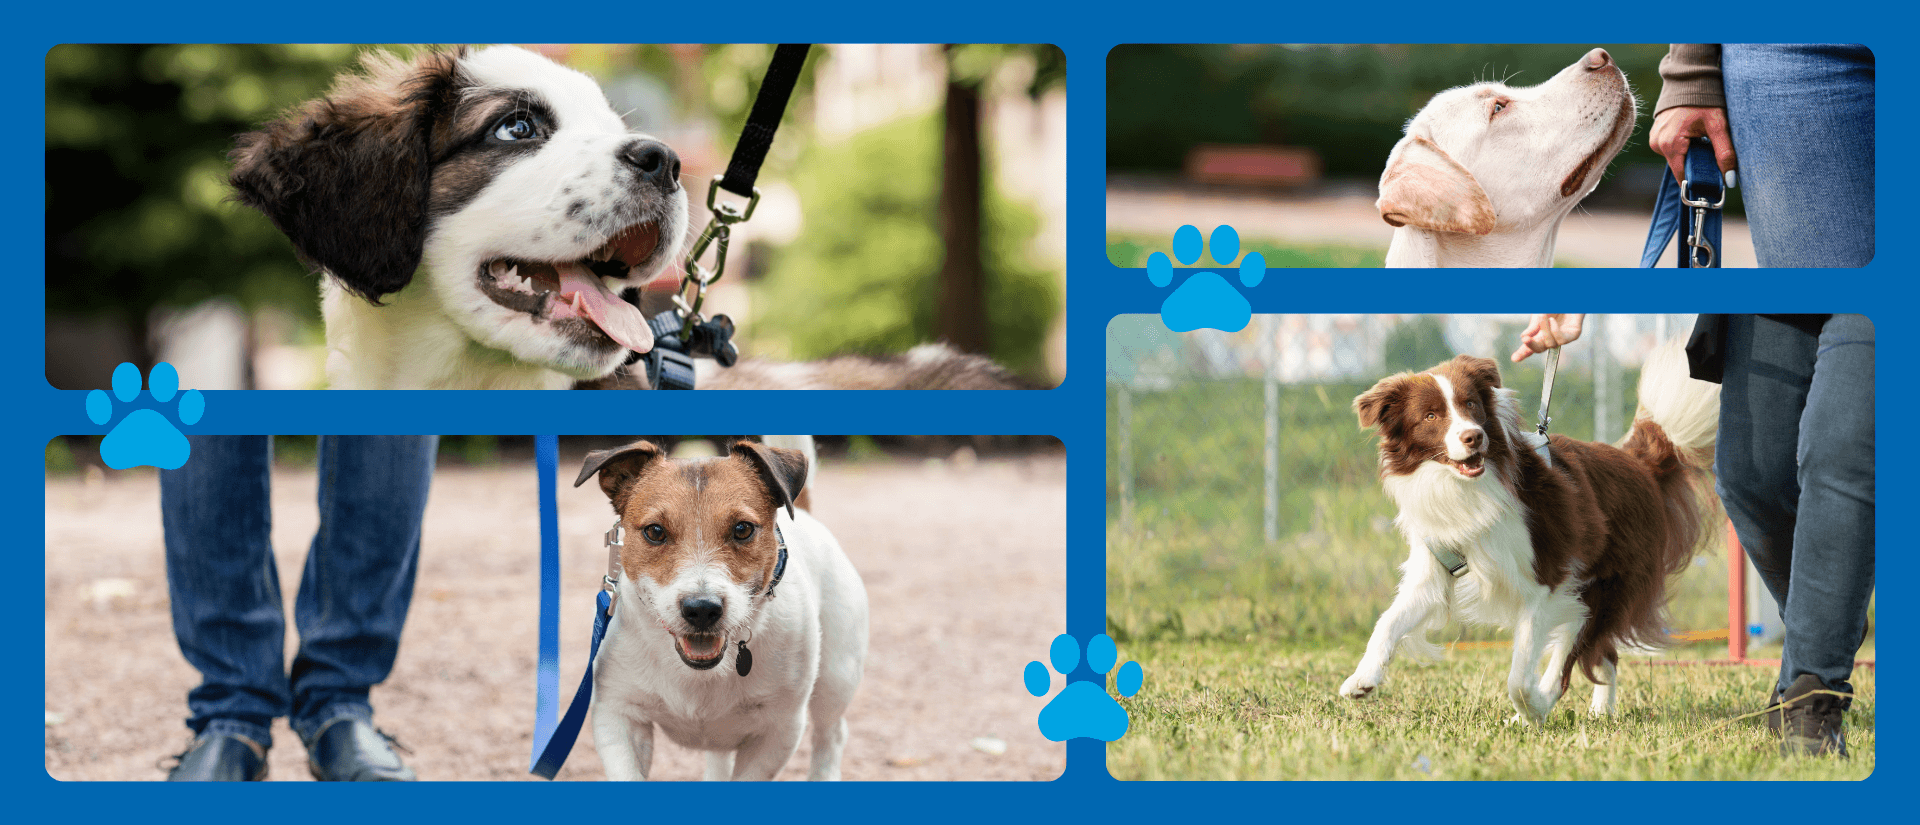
(1640, 137, 1727, 267)
(529, 435, 610, 779)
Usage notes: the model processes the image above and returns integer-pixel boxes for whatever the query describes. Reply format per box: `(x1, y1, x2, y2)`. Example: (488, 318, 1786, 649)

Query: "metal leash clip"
(674, 177, 762, 338)
(1680, 173, 1727, 269)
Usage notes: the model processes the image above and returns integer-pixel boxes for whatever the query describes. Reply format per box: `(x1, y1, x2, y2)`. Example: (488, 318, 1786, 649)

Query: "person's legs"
(1714, 314, 1815, 636)
(1721, 44, 1875, 267)
(1780, 314, 1875, 695)
(287, 435, 438, 741)
(160, 435, 286, 750)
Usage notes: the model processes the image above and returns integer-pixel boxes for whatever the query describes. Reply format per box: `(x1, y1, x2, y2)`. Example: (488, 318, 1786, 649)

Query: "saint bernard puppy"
(231, 45, 1029, 390)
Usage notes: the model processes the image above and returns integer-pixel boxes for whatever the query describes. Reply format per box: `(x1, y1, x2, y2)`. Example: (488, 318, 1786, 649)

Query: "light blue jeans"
(1721, 44, 1874, 267)
(160, 436, 438, 749)
(1713, 315, 1874, 698)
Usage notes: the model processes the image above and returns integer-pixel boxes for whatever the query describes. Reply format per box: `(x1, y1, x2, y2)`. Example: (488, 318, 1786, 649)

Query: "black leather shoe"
(306, 718, 417, 781)
(164, 732, 268, 781)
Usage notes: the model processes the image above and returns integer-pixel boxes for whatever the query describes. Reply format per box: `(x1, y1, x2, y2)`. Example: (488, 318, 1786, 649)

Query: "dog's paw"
(1146, 224, 1262, 333)
(1339, 669, 1383, 699)
(87, 362, 204, 470)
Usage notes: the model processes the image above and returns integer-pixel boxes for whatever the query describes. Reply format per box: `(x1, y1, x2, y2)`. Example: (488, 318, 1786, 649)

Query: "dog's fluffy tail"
(1565, 338, 1720, 686)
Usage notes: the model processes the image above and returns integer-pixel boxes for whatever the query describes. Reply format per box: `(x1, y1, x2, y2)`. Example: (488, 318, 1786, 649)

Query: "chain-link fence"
(1105, 313, 1735, 647)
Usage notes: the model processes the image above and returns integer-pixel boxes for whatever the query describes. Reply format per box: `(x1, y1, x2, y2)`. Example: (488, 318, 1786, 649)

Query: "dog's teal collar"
(1430, 543, 1470, 578)
(760, 525, 789, 599)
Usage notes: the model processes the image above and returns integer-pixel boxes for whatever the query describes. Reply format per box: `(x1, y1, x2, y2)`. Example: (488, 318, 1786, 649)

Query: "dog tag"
(736, 641, 753, 677)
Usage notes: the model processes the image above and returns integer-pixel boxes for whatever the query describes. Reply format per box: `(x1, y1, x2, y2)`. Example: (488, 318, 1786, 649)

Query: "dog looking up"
(1378, 48, 1638, 267)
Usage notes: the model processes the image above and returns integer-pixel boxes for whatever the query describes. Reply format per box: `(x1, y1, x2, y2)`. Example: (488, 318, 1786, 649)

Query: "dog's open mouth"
(1446, 454, 1487, 479)
(477, 221, 663, 354)
(672, 632, 727, 671)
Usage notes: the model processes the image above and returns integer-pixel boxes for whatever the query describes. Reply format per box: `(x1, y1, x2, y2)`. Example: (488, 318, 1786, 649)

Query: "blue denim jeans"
(160, 435, 437, 748)
(1721, 44, 1875, 267)
(1713, 315, 1873, 698)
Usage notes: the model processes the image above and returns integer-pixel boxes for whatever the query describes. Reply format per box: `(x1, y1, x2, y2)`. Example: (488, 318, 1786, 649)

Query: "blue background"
(18, 1, 1905, 817)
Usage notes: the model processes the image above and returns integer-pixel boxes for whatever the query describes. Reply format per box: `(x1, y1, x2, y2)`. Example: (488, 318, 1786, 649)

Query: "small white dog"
(1378, 48, 1638, 267)
(574, 439, 868, 780)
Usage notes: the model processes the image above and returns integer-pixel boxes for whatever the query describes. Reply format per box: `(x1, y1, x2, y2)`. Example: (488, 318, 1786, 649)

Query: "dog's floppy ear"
(1377, 135, 1497, 235)
(1354, 375, 1409, 431)
(229, 48, 464, 304)
(574, 440, 665, 513)
(730, 440, 808, 520)
(1448, 355, 1503, 390)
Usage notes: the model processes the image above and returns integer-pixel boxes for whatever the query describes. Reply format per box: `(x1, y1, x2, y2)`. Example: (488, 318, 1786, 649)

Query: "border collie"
(1340, 340, 1718, 722)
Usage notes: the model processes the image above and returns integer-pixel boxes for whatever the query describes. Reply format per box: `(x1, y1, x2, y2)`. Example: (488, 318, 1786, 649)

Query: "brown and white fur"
(1340, 340, 1717, 723)
(1379, 48, 1638, 267)
(231, 45, 1030, 390)
(575, 439, 867, 780)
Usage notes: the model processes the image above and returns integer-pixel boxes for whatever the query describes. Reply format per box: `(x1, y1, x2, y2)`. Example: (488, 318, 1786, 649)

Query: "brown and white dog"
(231, 45, 1030, 390)
(1339, 340, 1718, 722)
(574, 439, 868, 780)
(1378, 48, 1638, 267)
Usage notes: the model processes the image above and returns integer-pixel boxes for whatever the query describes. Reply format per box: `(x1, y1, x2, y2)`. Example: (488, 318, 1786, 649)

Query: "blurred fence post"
(1117, 382, 1134, 528)
(1262, 315, 1280, 543)
(1593, 313, 1611, 442)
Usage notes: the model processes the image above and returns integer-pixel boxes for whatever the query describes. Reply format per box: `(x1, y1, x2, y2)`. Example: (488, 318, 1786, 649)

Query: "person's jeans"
(1713, 315, 1874, 698)
(1721, 44, 1874, 267)
(160, 435, 437, 749)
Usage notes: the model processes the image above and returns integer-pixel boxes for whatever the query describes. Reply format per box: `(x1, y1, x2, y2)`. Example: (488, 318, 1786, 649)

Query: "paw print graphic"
(87, 362, 204, 470)
(1025, 633, 1143, 742)
(1146, 224, 1266, 333)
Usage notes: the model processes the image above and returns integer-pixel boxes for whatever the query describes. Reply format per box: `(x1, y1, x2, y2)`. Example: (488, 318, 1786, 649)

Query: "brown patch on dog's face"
(614, 456, 786, 593)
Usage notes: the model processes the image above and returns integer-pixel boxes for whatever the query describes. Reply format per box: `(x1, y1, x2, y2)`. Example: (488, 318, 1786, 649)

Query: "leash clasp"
(1679, 177, 1726, 269)
(676, 177, 763, 337)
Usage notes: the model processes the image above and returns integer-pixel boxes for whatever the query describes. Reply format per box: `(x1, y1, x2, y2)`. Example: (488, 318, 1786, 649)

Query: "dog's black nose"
(680, 596, 723, 631)
(621, 139, 681, 195)
(1460, 430, 1484, 452)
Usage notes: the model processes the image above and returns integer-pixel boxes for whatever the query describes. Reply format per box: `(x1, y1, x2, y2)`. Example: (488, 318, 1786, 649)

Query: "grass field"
(1107, 375, 1875, 780)
(1108, 641, 1874, 781)
(1106, 233, 1585, 269)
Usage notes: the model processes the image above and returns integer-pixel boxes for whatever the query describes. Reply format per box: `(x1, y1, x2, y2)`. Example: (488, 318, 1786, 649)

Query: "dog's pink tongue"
(553, 263, 652, 354)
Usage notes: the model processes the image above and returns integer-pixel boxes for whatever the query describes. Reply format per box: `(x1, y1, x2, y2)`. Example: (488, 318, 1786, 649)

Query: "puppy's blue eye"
(492, 114, 541, 142)
(732, 522, 755, 541)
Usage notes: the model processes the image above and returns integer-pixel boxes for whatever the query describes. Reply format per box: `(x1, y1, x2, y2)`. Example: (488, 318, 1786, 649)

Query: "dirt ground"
(44, 448, 1067, 781)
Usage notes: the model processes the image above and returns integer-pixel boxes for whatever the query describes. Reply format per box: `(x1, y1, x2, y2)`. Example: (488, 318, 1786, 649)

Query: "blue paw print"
(87, 362, 204, 470)
(1146, 224, 1264, 333)
(1026, 633, 1143, 742)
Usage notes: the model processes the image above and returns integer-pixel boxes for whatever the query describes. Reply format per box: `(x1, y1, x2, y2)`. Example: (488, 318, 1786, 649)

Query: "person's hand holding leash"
(1651, 106, 1738, 186)
(1511, 314, 1586, 362)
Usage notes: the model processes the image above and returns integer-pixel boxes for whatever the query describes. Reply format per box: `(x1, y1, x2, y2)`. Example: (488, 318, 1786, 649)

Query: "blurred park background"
(46, 44, 1066, 390)
(1103, 314, 1869, 656)
(1106, 45, 1757, 268)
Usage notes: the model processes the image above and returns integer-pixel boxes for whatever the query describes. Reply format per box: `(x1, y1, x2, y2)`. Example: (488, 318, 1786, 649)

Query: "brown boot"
(1777, 673, 1848, 757)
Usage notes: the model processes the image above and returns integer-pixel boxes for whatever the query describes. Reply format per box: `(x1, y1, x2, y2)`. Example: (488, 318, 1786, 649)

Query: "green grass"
(1109, 640, 1875, 781)
(1106, 233, 1586, 268)
(1107, 378, 1875, 779)
(1108, 234, 1386, 269)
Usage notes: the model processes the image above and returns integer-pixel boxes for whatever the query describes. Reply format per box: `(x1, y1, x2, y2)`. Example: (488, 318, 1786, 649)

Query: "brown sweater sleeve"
(1654, 44, 1725, 113)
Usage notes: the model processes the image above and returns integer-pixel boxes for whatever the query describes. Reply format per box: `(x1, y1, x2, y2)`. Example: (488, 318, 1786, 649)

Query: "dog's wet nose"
(1460, 429, 1484, 452)
(1584, 48, 1612, 71)
(621, 139, 681, 195)
(679, 595, 723, 631)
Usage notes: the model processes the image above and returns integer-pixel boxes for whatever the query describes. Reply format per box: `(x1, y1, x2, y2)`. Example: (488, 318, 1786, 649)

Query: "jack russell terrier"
(574, 439, 868, 780)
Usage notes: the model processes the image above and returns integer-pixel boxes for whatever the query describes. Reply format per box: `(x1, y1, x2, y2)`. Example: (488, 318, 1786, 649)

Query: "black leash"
(639, 44, 813, 390)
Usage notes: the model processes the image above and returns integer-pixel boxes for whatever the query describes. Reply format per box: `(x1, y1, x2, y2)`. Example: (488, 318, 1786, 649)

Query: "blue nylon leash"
(1640, 137, 1726, 267)
(530, 434, 610, 779)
